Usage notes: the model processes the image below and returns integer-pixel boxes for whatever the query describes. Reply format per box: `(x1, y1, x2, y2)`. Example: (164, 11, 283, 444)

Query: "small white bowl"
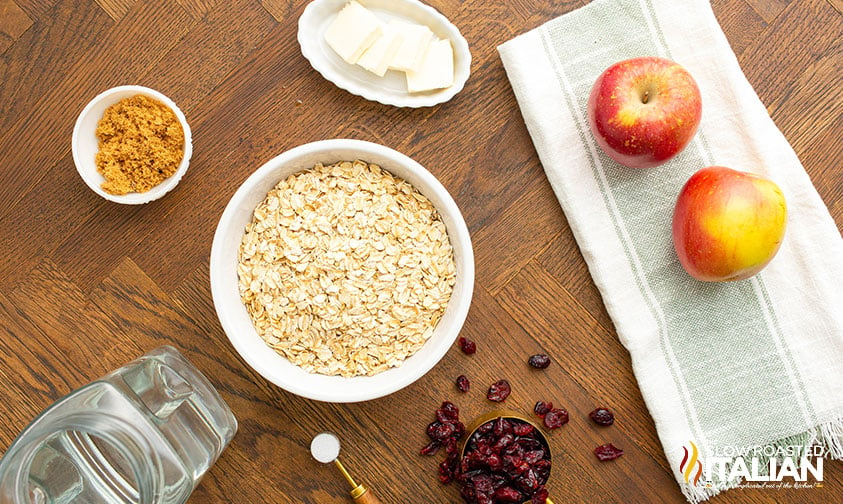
(72, 85, 193, 204)
(210, 139, 474, 402)
(298, 0, 471, 108)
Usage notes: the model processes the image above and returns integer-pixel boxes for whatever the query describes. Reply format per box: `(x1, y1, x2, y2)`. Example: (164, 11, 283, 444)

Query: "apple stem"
(642, 90, 650, 104)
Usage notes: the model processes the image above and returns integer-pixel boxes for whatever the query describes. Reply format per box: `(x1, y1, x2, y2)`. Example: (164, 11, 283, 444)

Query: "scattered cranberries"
(458, 337, 477, 355)
(542, 408, 569, 430)
(456, 375, 471, 393)
(486, 380, 511, 402)
(589, 407, 615, 426)
(594, 443, 624, 461)
(527, 354, 551, 369)
(421, 402, 466, 484)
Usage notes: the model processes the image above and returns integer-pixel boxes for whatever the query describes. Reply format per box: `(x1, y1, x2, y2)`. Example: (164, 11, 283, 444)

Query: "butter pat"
(388, 21, 433, 72)
(406, 38, 454, 93)
(324, 1, 383, 64)
(357, 24, 402, 77)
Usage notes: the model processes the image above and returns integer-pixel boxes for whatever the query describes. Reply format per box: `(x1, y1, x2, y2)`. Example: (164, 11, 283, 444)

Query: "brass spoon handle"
(350, 484, 382, 504)
(335, 459, 382, 503)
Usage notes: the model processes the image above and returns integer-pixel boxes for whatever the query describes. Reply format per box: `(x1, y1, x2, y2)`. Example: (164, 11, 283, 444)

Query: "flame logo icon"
(680, 441, 703, 485)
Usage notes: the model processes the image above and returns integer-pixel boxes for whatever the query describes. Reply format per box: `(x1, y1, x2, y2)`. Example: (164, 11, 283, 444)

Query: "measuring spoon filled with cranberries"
(458, 412, 554, 504)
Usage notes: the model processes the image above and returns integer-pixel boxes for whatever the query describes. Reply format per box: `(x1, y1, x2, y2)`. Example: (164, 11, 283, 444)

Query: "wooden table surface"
(0, 0, 840, 502)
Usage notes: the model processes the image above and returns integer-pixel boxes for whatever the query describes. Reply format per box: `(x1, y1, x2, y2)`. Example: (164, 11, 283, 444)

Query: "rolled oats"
(238, 160, 456, 377)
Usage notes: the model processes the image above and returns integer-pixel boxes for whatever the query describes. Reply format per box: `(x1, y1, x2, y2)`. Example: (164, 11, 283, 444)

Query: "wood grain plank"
(259, 0, 295, 23)
(8, 258, 145, 378)
(473, 173, 566, 295)
(0, 291, 73, 447)
(743, 0, 792, 23)
(94, 0, 136, 21)
(0, 0, 32, 54)
(0, 153, 110, 294)
(12, 0, 58, 20)
(802, 124, 843, 230)
(174, 0, 221, 20)
(536, 232, 615, 335)
(505, 0, 590, 25)
(765, 44, 841, 154)
(0, 0, 109, 134)
(711, 0, 769, 56)
(739, 0, 841, 117)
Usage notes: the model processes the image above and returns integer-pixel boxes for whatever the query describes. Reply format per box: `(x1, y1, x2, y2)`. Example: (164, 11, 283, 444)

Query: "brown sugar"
(95, 94, 185, 195)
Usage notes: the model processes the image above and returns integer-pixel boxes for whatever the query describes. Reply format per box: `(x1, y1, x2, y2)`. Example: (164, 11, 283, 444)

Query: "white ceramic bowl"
(298, 0, 471, 107)
(72, 85, 193, 204)
(210, 139, 474, 402)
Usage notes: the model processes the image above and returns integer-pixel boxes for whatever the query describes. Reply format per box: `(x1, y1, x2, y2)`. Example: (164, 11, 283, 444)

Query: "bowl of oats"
(210, 139, 473, 402)
(72, 85, 192, 204)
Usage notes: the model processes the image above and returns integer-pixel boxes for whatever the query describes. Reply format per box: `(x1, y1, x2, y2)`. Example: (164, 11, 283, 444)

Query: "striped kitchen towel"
(498, 0, 843, 501)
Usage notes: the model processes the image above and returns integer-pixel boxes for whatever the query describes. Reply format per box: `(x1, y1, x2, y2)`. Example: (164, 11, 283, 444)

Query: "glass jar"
(0, 346, 237, 504)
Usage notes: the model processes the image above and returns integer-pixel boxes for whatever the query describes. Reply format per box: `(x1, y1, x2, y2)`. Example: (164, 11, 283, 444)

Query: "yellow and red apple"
(587, 57, 702, 169)
(672, 166, 787, 282)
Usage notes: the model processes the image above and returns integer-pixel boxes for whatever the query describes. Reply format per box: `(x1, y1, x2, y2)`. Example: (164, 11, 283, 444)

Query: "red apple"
(672, 166, 787, 282)
(587, 57, 702, 168)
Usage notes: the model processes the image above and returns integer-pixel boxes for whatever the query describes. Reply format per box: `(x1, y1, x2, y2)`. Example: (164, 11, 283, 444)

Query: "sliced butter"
(324, 1, 383, 64)
(406, 38, 454, 93)
(387, 21, 433, 73)
(357, 24, 402, 77)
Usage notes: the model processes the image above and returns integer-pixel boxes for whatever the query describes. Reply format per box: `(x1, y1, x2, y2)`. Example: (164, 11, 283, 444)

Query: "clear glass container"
(0, 346, 237, 504)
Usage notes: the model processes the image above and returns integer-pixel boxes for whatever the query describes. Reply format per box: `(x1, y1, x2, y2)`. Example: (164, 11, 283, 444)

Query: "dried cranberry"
(458, 337, 477, 355)
(456, 375, 470, 393)
(594, 443, 624, 461)
(493, 486, 523, 502)
(533, 401, 552, 417)
(493, 416, 513, 437)
(533, 459, 551, 481)
(543, 408, 569, 429)
(486, 452, 503, 471)
(523, 449, 545, 465)
(528, 354, 551, 369)
(420, 440, 440, 456)
(589, 407, 615, 426)
(512, 422, 535, 437)
(436, 401, 460, 423)
(531, 486, 549, 504)
(487, 379, 511, 402)
(427, 421, 457, 441)
(438, 459, 453, 483)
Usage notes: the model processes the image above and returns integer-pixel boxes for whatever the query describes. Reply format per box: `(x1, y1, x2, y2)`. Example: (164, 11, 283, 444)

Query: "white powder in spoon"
(310, 432, 341, 464)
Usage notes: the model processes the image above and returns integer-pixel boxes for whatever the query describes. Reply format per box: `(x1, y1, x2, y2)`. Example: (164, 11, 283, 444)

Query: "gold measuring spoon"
(310, 431, 382, 504)
(462, 410, 556, 504)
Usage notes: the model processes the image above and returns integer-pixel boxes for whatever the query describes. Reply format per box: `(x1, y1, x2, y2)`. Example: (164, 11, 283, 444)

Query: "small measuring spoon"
(310, 432, 382, 504)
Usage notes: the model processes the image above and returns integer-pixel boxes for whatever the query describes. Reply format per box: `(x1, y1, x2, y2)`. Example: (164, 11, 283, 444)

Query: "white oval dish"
(72, 85, 192, 204)
(298, 0, 471, 108)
